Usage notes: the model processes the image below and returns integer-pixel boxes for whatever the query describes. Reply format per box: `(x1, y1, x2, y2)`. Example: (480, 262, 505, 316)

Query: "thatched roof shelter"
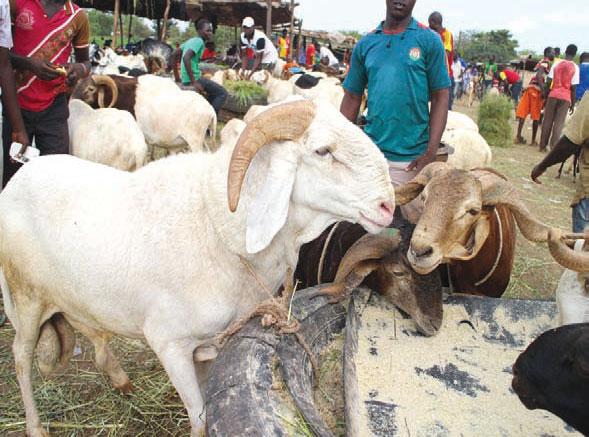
(77, 0, 294, 26)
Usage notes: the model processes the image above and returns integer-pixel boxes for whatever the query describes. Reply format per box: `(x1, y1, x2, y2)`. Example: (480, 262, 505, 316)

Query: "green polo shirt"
(343, 19, 451, 161)
(181, 36, 205, 84)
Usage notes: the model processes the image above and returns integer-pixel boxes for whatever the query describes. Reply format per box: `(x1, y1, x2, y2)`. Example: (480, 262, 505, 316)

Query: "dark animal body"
(512, 323, 589, 435)
(295, 220, 444, 336)
(296, 207, 515, 301)
(448, 205, 516, 298)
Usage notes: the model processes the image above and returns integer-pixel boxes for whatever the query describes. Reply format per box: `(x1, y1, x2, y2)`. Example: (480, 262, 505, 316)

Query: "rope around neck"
(474, 208, 503, 287)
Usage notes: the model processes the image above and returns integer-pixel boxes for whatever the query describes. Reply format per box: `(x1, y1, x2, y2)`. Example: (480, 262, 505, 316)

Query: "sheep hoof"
(116, 381, 134, 395)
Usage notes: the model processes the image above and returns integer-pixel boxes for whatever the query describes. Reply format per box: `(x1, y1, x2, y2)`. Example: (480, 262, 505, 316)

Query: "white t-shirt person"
(240, 29, 278, 66)
(0, 0, 13, 50)
(320, 46, 339, 67)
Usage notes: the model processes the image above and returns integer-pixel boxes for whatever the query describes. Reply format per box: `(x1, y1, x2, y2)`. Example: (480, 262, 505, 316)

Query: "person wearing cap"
(240, 16, 278, 79)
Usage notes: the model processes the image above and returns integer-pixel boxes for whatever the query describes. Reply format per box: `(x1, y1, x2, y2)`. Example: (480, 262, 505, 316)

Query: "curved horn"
(548, 229, 589, 272)
(395, 162, 450, 205)
(333, 230, 400, 284)
(92, 75, 119, 108)
(227, 100, 316, 212)
(478, 172, 552, 242)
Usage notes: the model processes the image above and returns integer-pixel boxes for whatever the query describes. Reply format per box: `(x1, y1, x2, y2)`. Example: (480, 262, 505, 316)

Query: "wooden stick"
(160, 0, 171, 41)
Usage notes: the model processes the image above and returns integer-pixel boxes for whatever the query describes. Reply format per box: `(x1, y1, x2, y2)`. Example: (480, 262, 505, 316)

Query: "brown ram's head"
(329, 228, 443, 336)
(395, 163, 555, 275)
(70, 75, 119, 108)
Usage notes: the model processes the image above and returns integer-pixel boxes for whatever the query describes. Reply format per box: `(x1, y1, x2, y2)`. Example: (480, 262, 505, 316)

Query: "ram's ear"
(246, 155, 297, 254)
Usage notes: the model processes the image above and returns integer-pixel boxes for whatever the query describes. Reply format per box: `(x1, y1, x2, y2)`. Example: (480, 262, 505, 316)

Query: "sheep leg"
(148, 337, 205, 436)
(65, 318, 132, 394)
(11, 299, 48, 437)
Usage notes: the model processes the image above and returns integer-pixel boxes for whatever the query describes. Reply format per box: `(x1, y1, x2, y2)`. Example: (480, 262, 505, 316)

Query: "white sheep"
(556, 239, 589, 326)
(220, 118, 246, 145)
(0, 100, 395, 437)
(442, 128, 493, 170)
(293, 75, 344, 109)
(273, 58, 286, 78)
(250, 69, 294, 104)
(68, 99, 148, 171)
(72, 74, 217, 154)
(446, 110, 479, 132)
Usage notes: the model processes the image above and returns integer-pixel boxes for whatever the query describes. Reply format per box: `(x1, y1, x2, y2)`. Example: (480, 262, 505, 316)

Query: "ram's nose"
(378, 199, 395, 224)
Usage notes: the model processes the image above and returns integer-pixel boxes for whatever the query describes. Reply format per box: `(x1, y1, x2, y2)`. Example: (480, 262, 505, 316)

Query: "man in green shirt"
(484, 56, 498, 91)
(181, 19, 227, 114)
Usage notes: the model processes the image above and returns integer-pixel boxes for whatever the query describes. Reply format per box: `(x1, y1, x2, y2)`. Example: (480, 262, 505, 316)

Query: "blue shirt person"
(341, 0, 450, 183)
(577, 52, 589, 101)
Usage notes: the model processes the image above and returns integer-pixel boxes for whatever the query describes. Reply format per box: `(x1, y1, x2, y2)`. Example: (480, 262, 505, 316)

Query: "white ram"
(442, 128, 493, 170)
(250, 69, 294, 104)
(0, 100, 395, 437)
(68, 99, 148, 171)
(446, 110, 479, 132)
(71, 74, 217, 154)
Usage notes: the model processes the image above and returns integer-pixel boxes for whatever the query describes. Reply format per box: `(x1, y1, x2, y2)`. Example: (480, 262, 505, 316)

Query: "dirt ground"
(0, 99, 576, 435)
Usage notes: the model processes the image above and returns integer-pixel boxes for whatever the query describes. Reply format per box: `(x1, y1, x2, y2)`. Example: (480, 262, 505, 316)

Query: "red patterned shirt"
(11, 0, 89, 111)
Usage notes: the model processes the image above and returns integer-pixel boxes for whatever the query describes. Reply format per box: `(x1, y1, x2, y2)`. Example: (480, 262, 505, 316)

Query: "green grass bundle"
(225, 80, 268, 107)
(478, 94, 513, 148)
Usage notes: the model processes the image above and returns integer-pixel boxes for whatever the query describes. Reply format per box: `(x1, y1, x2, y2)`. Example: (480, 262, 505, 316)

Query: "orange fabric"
(516, 87, 543, 121)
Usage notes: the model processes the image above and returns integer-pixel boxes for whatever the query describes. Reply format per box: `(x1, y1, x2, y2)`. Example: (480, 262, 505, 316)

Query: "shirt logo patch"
(15, 9, 34, 30)
(409, 47, 421, 61)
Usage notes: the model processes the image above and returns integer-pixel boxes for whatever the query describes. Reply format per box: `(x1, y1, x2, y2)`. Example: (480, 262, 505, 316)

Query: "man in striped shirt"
(3, 0, 90, 186)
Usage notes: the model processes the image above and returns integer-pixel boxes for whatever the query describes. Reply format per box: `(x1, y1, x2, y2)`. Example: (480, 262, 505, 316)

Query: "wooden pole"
(161, 0, 171, 41)
(128, 13, 133, 44)
(113, 0, 120, 46)
(288, 0, 295, 62)
(119, 10, 124, 47)
(266, 0, 272, 36)
(296, 18, 302, 62)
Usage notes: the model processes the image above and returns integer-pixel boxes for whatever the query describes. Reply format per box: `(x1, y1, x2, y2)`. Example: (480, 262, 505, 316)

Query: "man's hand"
(531, 164, 546, 184)
(11, 130, 29, 148)
(65, 63, 88, 87)
(28, 58, 62, 81)
(406, 150, 436, 173)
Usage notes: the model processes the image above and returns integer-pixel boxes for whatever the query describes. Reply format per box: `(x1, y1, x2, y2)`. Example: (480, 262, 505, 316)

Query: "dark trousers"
(3, 93, 69, 187)
(197, 78, 228, 115)
(539, 97, 570, 151)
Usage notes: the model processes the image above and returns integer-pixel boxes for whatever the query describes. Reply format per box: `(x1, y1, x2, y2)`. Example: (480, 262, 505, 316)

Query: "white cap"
(242, 17, 255, 28)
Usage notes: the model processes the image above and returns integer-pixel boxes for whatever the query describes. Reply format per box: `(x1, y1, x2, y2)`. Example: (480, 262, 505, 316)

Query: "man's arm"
(250, 52, 263, 75)
(531, 136, 579, 183)
(571, 85, 577, 113)
(9, 52, 61, 80)
(0, 47, 28, 147)
(340, 90, 362, 123)
(240, 47, 247, 72)
(182, 49, 204, 93)
(66, 46, 90, 87)
(407, 87, 449, 172)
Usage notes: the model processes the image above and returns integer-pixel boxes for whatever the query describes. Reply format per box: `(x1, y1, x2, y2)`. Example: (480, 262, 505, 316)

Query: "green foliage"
(87, 9, 154, 45)
(478, 94, 513, 148)
(225, 80, 267, 107)
(88, 9, 114, 39)
(458, 29, 518, 63)
(339, 30, 364, 41)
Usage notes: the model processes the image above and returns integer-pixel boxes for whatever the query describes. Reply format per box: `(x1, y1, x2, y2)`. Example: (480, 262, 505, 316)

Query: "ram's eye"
(468, 208, 480, 216)
(315, 147, 331, 157)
